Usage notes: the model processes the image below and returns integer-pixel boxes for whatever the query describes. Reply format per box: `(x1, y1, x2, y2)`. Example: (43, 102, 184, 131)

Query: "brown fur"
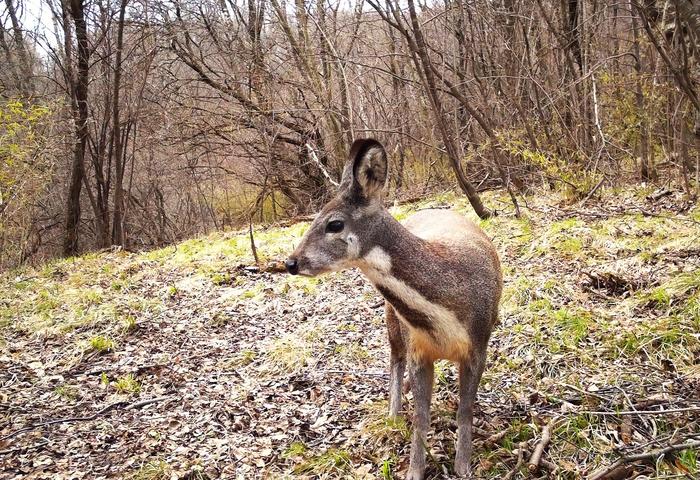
(287, 139, 502, 479)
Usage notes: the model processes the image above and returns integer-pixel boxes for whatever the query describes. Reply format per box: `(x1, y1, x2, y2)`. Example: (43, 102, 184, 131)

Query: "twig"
(587, 439, 700, 480)
(484, 430, 509, 446)
(579, 175, 606, 205)
(0, 396, 173, 442)
(125, 396, 172, 410)
(319, 369, 389, 378)
(370, 300, 384, 309)
(502, 441, 527, 480)
(528, 418, 556, 472)
(306, 143, 339, 187)
(560, 382, 611, 402)
(580, 406, 700, 416)
(248, 218, 259, 265)
(540, 458, 557, 472)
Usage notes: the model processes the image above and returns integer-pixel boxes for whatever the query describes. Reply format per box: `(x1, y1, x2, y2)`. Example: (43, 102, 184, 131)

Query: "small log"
(528, 418, 555, 472)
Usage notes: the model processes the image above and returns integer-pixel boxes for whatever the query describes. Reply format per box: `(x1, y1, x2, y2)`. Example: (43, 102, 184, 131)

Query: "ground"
(1, 186, 699, 480)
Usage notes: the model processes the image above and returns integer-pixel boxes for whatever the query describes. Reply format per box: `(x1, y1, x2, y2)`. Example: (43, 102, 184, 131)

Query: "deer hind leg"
(455, 353, 486, 477)
(386, 303, 406, 418)
(406, 355, 433, 480)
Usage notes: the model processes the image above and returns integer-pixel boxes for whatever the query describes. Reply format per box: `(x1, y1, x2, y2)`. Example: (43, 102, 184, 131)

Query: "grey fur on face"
(290, 138, 389, 275)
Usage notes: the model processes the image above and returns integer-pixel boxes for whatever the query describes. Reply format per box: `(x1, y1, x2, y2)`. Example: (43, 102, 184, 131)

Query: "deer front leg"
(386, 304, 406, 418)
(406, 356, 433, 480)
(455, 356, 485, 477)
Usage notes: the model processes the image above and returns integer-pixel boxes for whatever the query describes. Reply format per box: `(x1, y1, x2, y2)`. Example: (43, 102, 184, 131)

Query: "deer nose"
(285, 258, 299, 275)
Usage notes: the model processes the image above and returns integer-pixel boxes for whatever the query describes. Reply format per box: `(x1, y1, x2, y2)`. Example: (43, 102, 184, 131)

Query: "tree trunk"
(64, 0, 91, 256)
(3, 0, 33, 94)
(112, 0, 128, 247)
(379, 0, 492, 218)
(631, 2, 652, 180)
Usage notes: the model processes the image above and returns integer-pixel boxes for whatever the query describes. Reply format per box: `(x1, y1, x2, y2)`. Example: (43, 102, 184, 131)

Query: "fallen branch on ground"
(239, 261, 287, 274)
(529, 417, 557, 472)
(580, 405, 700, 416)
(587, 439, 700, 480)
(0, 396, 173, 443)
(502, 441, 527, 480)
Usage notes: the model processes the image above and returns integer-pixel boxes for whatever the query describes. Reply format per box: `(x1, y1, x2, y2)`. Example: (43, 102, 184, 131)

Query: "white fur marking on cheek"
(346, 233, 360, 259)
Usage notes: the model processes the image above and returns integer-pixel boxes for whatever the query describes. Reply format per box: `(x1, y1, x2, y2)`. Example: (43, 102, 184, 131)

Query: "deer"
(285, 138, 502, 479)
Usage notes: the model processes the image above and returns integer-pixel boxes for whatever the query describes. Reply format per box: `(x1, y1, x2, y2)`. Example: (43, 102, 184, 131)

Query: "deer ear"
(340, 138, 387, 201)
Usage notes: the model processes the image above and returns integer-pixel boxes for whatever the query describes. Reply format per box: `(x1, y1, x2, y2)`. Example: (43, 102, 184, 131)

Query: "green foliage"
(599, 71, 667, 164)
(677, 448, 698, 475)
(361, 401, 411, 445)
(54, 384, 78, 401)
(501, 420, 535, 452)
(264, 334, 312, 374)
(0, 99, 55, 268)
(380, 455, 397, 479)
(552, 308, 593, 346)
(283, 441, 308, 459)
(114, 374, 141, 394)
(88, 335, 116, 353)
(131, 460, 170, 480)
(121, 315, 137, 333)
(559, 415, 593, 447)
(293, 448, 352, 475)
(434, 360, 452, 387)
(497, 131, 601, 202)
(334, 341, 370, 362)
(228, 349, 257, 367)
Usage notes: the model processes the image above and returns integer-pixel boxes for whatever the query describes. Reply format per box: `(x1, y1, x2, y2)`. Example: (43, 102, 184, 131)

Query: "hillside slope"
(1, 187, 699, 479)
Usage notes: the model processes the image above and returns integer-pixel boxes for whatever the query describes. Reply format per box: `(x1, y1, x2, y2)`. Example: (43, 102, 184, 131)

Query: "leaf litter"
(1, 187, 699, 479)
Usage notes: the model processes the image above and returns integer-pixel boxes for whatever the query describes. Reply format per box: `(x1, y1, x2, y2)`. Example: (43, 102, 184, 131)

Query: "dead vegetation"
(1, 186, 699, 479)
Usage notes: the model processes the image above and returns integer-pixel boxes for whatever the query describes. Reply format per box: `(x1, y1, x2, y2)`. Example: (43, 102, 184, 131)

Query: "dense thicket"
(0, 0, 698, 269)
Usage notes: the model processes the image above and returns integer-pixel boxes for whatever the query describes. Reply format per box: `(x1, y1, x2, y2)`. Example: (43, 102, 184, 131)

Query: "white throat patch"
(362, 246, 392, 273)
(360, 246, 471, 361)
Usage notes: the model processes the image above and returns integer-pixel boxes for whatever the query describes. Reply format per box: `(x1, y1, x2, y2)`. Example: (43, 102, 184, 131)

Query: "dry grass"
(1, 186, 698, 478)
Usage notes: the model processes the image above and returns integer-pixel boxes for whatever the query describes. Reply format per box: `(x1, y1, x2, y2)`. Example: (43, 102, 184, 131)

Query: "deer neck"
(357, 212, 426, 279)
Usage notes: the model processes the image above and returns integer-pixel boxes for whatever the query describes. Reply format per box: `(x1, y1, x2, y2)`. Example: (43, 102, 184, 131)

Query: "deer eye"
(326, 220, 345, 233)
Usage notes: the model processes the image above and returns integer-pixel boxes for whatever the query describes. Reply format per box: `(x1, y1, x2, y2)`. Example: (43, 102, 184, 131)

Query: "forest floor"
(1, 186, 699, 480)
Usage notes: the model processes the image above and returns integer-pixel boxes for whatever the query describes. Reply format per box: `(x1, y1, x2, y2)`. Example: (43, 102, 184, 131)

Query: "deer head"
(286, 138, 388, 276)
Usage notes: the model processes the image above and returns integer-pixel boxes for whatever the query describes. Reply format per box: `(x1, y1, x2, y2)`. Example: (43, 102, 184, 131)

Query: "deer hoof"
(405, 468, 425, 480)
(454, 459, 472, 478)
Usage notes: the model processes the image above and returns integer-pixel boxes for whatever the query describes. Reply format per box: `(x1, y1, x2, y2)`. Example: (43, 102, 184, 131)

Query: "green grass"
(552, 308, 593, 346)
(114, 374, 141, 395)
(264, 334, 312, 374)
(54, 384, 78, 401)
(292, 448, 352, 475)
(334, 341, 370, 363)
(380, 455, 398, 480)
(121, 315, 136, 333)
(283, 441, 308, 459)
(131, 460, 170, 480)
(227, 349, 257, 368)
(88, 335, 116, 353)
(677, 448, 698, 475)
(1, 186, 699, 478)
(361, 400, 411, 446)
(501, 419, 535, 452)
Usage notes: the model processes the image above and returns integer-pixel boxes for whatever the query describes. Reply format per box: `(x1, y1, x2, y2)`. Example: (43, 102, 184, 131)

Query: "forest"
(1, 0, 699, 479)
